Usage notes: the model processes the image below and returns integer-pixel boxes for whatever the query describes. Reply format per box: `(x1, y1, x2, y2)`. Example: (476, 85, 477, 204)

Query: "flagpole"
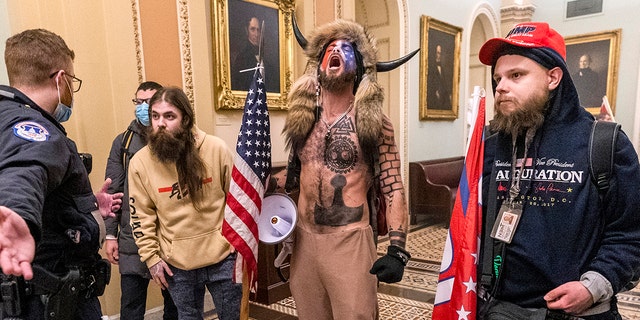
(240, 265, 250, 320)
(466, 86, 485, 154)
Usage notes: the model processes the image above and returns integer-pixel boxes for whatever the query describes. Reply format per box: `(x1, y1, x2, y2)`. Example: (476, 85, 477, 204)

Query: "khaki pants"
(289, 226, 378, 320)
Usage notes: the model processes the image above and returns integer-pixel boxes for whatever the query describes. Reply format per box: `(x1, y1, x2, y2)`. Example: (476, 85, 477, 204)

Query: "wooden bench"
(409, 156, 464, 226)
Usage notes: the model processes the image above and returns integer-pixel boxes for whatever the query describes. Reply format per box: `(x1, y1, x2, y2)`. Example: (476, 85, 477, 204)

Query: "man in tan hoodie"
(128, 87, 240, 320)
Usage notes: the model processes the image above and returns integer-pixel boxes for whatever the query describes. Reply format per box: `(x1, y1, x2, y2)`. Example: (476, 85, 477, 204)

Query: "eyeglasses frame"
(131, 98, 151, 105)
(49, 70, 82, 93)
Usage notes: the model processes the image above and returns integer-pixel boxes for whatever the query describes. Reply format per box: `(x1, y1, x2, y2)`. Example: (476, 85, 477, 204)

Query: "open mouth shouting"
(328, 54, 343, 71)
(320, 39, 357, 75)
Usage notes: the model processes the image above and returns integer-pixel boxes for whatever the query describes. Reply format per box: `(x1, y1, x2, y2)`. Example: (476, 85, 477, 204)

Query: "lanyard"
(507, 127, 536, 207)
(480, 127, 536, 300)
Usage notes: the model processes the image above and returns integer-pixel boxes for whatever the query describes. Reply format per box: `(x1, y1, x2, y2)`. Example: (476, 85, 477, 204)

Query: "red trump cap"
(479, 22, 566, 65)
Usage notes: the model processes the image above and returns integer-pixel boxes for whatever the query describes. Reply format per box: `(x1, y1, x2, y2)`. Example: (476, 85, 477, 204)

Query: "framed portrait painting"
(211, 0, 295, 110)
(565, 29, 621, 115)
(418, 16, 462, 120)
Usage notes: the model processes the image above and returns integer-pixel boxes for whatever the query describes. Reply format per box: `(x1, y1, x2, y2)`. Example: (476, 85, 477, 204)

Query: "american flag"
(432, 87, 485, 320)
(222, 69, 271, 291)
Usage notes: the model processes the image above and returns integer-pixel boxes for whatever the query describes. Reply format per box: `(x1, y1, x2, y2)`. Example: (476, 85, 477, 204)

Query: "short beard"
(148, 127, 188, 163)
(491, 90, 548, 137)
(319, 69, 356, 93)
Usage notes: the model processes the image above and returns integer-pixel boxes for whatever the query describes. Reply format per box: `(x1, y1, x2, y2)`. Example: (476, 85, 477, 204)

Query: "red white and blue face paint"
(319, 39, 357, 75)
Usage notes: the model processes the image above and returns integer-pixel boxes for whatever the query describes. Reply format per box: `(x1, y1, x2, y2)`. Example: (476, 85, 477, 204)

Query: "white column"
(500, 0, 536, 36)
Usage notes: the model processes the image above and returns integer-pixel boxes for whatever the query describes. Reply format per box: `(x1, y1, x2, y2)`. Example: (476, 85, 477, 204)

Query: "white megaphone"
(258, 193, 297, 244)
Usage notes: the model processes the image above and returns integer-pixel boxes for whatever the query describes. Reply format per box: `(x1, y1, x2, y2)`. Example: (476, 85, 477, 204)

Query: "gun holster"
(88, 259, 110, 297)
(0, 273, 25, 318)
(41, 268, 81, 320)
(1, 260, 111, 319)
(0, 266, 80, 320)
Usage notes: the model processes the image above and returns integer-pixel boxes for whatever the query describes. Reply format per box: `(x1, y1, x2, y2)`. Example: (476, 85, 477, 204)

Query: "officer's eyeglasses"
(49, 71, 82, 93)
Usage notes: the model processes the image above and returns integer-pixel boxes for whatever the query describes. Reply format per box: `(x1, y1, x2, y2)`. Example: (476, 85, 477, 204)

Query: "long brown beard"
(148, 127, 207, 208)
(319, 69, 356, 93)
(148, 128, 188, 163)
(491, 90, 548, 137)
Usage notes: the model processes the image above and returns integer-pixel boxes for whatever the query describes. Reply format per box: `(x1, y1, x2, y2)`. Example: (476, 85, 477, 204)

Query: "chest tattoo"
(324, 116, 358, 174)
(314, 175, 363, 226)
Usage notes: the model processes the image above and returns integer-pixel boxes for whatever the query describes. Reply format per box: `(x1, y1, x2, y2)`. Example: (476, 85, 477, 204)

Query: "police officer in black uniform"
(0, 28, 123, 320)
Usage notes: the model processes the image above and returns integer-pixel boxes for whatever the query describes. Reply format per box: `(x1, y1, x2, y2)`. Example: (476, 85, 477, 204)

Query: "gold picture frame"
(211, 0, 295, 110)
(418, 16, 462, 120)
(564, 29, 621, 115)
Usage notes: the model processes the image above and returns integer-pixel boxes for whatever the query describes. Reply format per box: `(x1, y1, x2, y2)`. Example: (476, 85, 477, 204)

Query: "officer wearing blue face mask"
(0, 28, 124, 320)
(52, 66, 78, 122)
(104, 81, 179, 320)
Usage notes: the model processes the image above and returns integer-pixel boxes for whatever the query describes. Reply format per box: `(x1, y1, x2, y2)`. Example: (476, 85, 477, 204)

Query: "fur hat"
(282, 19, 384, 154)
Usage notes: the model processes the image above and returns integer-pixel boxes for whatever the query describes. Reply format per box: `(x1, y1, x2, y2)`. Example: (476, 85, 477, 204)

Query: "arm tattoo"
(388, 230, 407, 248)
(378, 118, 404, 205)
(378, 117, 408, 249)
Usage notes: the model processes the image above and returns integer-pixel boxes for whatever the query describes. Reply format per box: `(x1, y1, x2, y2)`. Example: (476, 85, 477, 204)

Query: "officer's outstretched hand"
(0, 206, 35, 280)
(150, 259, 173, 290)
(369, 245, 410, 283)
(95, 178, 123, 219)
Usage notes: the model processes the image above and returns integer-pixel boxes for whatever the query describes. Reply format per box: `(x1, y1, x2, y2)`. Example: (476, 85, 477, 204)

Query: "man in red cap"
(477, 22, 640, 319)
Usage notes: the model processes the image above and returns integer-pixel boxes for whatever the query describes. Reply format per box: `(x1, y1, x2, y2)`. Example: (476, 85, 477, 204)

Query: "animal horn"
(292, 15, 307, 49)
(293, 15, 417, 71)
(376, 48, 420, 72)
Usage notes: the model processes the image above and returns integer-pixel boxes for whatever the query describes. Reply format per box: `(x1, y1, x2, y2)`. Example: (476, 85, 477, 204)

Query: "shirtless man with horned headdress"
(281, 18, 418, 319)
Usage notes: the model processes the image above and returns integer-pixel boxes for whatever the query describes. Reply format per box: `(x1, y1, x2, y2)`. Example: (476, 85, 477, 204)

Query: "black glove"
(369, 245, 411, 283)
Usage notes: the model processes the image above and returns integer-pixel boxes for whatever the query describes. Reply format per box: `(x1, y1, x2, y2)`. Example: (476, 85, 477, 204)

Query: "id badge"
(490, 203, 522, 244)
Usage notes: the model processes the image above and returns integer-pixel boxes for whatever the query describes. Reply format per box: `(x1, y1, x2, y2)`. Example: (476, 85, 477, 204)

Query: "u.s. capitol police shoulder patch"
(13, 121, 50, 142)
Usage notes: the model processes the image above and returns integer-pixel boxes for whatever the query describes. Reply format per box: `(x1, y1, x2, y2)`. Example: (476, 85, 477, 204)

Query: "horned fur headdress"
(283, 18, 418, 154)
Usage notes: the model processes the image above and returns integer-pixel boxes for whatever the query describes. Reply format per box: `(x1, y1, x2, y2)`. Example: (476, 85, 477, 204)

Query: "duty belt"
(1, 260, 111, 319)
(1, 266, 81, 317)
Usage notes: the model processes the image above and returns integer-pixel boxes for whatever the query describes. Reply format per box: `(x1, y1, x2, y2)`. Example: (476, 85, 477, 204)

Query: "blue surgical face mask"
(55, 76, 74, 122)
(135, 102, 150, 126)
(53, 103, 73, 122)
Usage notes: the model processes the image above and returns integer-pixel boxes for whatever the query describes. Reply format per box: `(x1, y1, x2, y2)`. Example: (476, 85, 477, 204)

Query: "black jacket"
(481, 49, 640, 307)
(104, 120, 150, 276)
(0, 85, 100, 274)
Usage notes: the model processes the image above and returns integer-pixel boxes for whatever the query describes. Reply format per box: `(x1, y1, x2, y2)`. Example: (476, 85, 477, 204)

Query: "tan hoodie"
(128, 127, 234, 270)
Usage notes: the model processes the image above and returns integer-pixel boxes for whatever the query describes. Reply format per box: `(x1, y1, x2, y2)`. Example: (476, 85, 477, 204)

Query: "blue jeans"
(166, 253, 242, 320)
(120, 274, 178, 320)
